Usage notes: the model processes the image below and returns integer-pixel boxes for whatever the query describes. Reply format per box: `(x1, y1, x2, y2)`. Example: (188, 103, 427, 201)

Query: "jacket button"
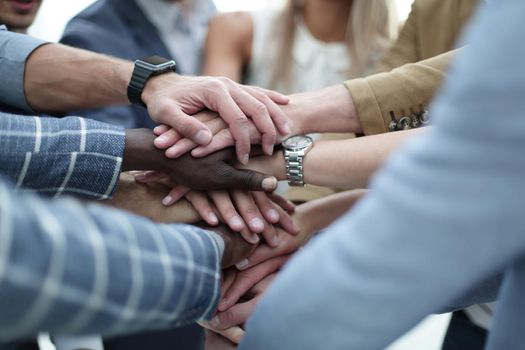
(398, 117, 412, 130)
(419, 110, 430, 125)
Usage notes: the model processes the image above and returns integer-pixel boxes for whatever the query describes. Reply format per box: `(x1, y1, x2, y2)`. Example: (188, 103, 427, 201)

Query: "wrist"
(122, 129, 168, 172)
(141, 72, 179, 107)
(286, 85, 362, 134)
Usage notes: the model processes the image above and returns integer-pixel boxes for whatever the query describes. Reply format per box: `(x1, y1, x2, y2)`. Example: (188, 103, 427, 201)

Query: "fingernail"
(195, 130, 212, 145)
(262, 177, 277, 191)
(210, 316, 220, 328)
(208, 212, 218, 225)
(162, 195, 173, 206)
(153, 125, 163, 134)
(166, 146, 179, 157)
(250, 218, 264, 231)
(230, 216, 244, 230)
(236, 259, 249, 270)
(282, 123, 291, 135)
(249, 233, 260, 244)
(265, 144, 274, 155)
(271, 235, 280, 247)
(218, 299, 229, 310)
(241, 154, 249, 165)
(134, 173, 147, 181)
(156, 134, 168, 144)
(267, 209, 279, 222)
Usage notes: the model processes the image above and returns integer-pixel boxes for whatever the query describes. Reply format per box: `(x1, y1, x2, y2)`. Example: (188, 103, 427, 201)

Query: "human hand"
(234, 190, 369, 270)
(208, 273, 278, 331)
(153, 84, 361, 159)
(123, 129, 278, 192)
(218, 256, 290, 312)
(204, 329, 239, 349)
(142, 75, 291, 163)
(204, 224, 257, 268)
(184, 190, 298, 245)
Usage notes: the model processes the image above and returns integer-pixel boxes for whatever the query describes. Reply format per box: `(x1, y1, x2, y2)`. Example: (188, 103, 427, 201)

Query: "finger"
(162, 185, 190, 206)
(192, 125, 262, 158)
(152, 99, 213, 146)
(273, 202, 300, 235)
(236, 244, 280, 271)
(252, 192, 280, 224)
(221, 166, 277, 192)
(134, 171, 173, 186)
(216, 326, 245, 345)
(185, 191, 219, 225)
(269, 193, 296, 213)
(208, 86, 251, 164)
(211, 298, 259, 330)
(221, 268, 238, 299)
(209, 191, 252, 239)
(154, 129, 182, 150)
(231, 88, 276, 156)
(153, 124, 170, 136)
(166, 118, 228, 158)
(220, 256, 289, 310)
(251, 86, 290, 105)
(243, 86, 291, 136)
(231, 191, 266, 234)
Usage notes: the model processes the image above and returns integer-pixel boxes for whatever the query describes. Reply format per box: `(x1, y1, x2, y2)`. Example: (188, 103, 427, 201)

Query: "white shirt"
(245, 10, 352, 94)
(135, 0, 216, 75)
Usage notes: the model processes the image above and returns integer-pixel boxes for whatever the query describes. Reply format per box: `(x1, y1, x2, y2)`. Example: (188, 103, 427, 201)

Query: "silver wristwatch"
(282, 135, 314, 187)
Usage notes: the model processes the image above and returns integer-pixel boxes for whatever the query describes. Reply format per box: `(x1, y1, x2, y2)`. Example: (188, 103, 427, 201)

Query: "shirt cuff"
(0, 26, 48, 112)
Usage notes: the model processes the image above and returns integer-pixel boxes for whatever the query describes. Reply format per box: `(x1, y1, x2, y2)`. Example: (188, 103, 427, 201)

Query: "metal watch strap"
(285, 150, 306, 187)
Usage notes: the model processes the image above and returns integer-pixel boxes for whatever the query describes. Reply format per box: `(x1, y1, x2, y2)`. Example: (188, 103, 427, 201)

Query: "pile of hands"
(132, 76, 315, 347)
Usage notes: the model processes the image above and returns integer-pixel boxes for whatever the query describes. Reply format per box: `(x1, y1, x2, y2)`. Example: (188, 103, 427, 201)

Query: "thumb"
(151, 99, 212, 146)
(223, 167, 277, 192)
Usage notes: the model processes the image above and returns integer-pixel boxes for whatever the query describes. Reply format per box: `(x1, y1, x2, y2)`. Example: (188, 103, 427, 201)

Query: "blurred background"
(28, 0, 451, 349)
(29, 0, 415, 41)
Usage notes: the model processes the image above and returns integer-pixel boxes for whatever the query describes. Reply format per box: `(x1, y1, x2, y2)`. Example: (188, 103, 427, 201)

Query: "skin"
(105, 173, 256, 268)
(0, 0, 43, 33)
(201, 0, 353, 80)
(23, 42, 290, 164)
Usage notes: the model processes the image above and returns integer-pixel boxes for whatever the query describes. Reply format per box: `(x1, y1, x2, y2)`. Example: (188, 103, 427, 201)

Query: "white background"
(29, 1, 451, 350)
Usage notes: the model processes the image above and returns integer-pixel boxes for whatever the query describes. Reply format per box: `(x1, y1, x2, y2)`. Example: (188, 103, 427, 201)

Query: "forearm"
(248, 128, 425, 189)
(24, 43, 133, 113)
(0, 179, 223, 341)
(295, 190, 368, 235)
(287, 85, 363, 135)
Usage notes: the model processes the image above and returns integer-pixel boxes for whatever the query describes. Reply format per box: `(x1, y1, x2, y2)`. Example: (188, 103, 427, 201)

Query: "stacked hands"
(117, 74, 362, 347)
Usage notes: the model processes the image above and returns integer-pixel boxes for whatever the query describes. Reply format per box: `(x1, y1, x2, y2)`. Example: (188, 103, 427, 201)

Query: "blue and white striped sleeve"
(0, 177, 223, 343)
(0, 112, 125, 199)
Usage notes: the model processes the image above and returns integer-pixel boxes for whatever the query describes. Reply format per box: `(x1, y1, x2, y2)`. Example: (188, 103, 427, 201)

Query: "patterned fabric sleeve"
(0, 112, 125, 199)
(0, 178, 223, 343)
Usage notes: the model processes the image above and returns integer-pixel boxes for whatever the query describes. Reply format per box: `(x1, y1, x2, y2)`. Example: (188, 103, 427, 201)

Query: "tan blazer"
(347, 0, 479, 135)
(286, 0, 479, 202)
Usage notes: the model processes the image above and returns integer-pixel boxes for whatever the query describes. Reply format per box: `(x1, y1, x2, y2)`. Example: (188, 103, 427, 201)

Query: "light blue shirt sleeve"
(240, 1, 525, 349)
(0, 26, 47, 112)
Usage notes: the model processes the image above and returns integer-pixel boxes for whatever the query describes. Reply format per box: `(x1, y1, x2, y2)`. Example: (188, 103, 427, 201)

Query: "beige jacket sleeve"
(346, 49, 459, 135)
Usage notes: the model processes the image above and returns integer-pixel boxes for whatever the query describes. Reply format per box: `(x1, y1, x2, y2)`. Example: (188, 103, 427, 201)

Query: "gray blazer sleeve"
(0, 26, 47, 112)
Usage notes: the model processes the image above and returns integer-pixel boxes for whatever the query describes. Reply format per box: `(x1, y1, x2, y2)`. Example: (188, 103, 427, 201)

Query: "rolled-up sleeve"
(0, 26, 48, 112)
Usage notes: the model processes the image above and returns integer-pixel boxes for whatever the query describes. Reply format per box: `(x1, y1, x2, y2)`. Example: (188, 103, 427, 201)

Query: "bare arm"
(245, 128, 425, 189)
(202, 12, 253, 81)
(24, 43, 133, 113)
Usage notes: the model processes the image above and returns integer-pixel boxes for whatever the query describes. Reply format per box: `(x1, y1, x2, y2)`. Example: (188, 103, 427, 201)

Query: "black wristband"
(127, 56, 177, 108)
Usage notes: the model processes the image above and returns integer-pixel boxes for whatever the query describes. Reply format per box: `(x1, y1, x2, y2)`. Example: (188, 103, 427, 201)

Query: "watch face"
(283, 136, 313, 150)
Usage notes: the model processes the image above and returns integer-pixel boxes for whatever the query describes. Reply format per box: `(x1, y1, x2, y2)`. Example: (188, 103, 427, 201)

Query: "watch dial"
(284, 136, 312, 149)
